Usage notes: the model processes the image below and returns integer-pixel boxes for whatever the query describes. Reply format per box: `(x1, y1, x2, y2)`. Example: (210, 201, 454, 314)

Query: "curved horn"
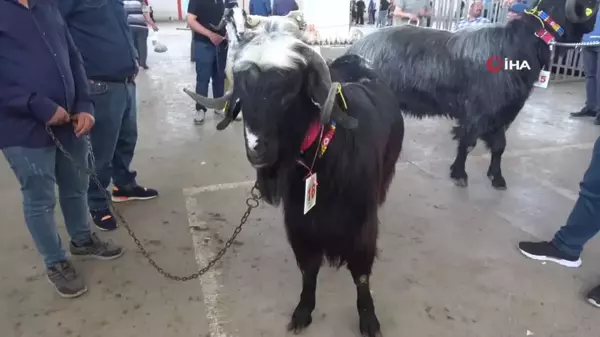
(565, 0, 598, 23)
(216, 98, 242, 130)
(183, 88, 233, 110)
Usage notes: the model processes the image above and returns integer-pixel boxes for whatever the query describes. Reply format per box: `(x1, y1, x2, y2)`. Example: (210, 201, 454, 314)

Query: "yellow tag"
(586, 8, 593, 16)
(336, 84, 348, 110)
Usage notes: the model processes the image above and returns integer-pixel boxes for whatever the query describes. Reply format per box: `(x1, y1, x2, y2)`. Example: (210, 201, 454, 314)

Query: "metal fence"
(380, 0, 585, 82)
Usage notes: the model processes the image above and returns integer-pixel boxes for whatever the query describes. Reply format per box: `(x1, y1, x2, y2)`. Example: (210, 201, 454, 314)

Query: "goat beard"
(256, 164, 282, 206)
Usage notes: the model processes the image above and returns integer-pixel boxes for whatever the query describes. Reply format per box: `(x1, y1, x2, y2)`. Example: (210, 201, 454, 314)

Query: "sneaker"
(70, 233, 124, 260)
(587, 285, 600, 308)
(91, 208, 118, 231)
(570, 107, 597, 117)
(111, 184, 158, 202)
(194, 109, 205, 125)
(518, 241, 582, 268)
(47, 260, 88, 298)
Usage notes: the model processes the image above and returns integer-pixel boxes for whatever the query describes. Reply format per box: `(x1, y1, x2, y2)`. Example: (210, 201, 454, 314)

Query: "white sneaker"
(194, 110, 205, 125)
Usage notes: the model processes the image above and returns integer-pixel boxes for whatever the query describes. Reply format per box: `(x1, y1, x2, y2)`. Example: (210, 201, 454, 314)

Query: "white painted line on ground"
(185, 195, 230, 337)
(183, 181, 255, 197)
(182, 142, 594, 197)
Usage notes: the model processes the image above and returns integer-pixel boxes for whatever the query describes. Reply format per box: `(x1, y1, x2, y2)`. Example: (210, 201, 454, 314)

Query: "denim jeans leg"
(2, 146, 66, 268)
(56, 136, 92, 246)
(194, 40, 216, 111)
(552, 136, 600, 257)
(583, 48, 598, 111)
(112, 82, 139, 188)
(132, 27, 149, 67)
(87, 81, 128, 211)
(211, 41, 228, 99)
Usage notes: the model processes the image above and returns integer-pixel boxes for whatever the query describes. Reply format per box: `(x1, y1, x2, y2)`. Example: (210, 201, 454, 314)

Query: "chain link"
(45, 126, 261, 281)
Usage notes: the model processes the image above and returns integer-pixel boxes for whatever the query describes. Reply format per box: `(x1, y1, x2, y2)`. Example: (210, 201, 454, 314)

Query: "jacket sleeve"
(65, 26, 94, 116)
(56, 0, 74, 18)
(0, 82, 58, 123)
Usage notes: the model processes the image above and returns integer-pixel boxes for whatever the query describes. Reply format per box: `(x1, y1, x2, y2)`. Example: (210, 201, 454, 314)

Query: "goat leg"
(450, 126, 477, 188)
(287, 243, 322, 334)
(481, 128, 507, 190)
(347, 238, 381, 337)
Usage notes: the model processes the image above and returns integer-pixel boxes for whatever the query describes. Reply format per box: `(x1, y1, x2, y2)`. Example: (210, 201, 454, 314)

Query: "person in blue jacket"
(571, 11, 600, 124)
(0, 0, 123, 299)
(250, 0, 272, 16)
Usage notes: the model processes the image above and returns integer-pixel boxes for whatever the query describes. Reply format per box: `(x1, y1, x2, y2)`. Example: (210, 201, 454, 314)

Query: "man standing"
(377, 0, 390, 27)
(518, 135, 600, 308)
(124, 0, 159, 69)
(187, 0, 229, 125)
(356, 0, 366, 25)
(393, 0, 431, 27)
(0, 0, 123, 298)
(571, 11, 600, 124)
(57, 0, 159, 231)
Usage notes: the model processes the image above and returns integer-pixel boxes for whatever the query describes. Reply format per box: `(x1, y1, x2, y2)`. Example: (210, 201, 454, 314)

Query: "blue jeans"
(194, 39, 228, 111)
(87, 80, 138, 211)
(3, 137, 91, 268)
(376, 10, 388, 27)
(583, 47, 600, 112)
(552, 136, 600, 257)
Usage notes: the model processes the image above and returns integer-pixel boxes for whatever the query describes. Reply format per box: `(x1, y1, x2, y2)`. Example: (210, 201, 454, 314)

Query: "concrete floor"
(2, 23, 600, 337)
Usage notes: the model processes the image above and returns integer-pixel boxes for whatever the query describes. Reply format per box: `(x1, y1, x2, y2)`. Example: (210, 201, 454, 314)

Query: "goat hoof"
(287, 307, 313, 333)
(488, 175, 507, 190)
(359, 313, 382, 337)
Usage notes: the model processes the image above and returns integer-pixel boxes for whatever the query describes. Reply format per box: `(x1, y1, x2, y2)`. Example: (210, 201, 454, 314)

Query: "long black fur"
(235, 48, 404, 337)
(346, 0, 597, 189)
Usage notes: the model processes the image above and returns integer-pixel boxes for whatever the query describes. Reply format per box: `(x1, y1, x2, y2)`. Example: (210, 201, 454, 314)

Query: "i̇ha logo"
(486, 56, 531, 73)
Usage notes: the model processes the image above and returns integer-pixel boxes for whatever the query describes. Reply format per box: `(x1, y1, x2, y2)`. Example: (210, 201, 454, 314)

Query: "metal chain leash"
(46, 126, 262, 281)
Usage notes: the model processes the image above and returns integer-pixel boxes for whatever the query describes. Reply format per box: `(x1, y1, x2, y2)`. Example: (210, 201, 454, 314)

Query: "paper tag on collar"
(304, 173, 318, 214)
(533, 70, 550, 89)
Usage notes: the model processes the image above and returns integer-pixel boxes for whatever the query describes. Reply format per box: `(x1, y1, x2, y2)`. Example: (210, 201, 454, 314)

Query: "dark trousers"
(356, 10, 364, 24)
(368, 10, 375, 24)
(194, 40, 228, 111)
(552, 136, 600, 256)
(131, 26, 149, 67)
(87, 80, 138, 211)
(583, 47, 600, 113)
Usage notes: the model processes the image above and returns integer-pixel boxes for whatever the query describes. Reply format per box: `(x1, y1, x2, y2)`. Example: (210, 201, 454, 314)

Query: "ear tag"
(586, 8, 593, 16)
(304, 173, 317, 214)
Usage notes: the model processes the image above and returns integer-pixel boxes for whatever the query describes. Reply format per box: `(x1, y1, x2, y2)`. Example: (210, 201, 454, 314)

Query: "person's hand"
(209, 32, 224, 46)
(152, 25, 159, 32)
(47, 106, 70, 126)
(408, 13, 419, 21)
(72, 112, 95, 137)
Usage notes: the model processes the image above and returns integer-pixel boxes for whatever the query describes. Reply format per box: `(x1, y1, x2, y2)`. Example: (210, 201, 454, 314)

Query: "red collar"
(535, 28, 555, 44)
(300, 121, 322, 152)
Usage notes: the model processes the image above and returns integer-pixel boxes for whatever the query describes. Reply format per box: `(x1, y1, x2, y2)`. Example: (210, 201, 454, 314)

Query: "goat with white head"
(185, 29, 405, 337)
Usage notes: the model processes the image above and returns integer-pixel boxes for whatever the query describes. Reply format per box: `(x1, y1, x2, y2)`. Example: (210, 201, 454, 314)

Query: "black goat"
(346, 0, 598, 189)
(186, 32, 404, 337)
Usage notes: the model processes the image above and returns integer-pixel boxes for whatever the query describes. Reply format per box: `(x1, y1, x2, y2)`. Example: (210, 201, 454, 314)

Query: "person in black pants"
(356, 0, 366, 25)
(571, 13, 600, 124)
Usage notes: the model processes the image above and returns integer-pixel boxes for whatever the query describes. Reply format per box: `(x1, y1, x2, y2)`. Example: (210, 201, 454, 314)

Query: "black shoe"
(587, 285, 600, 308)
(91, 209, 118, 231)
(595, 118, 600, 125)
(111, 184, 158, 203)
(141, 65, 149, 70)
(570, 107, 597, 117)
(518, 241, 582, 267)
(70, 233, 124, 260)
